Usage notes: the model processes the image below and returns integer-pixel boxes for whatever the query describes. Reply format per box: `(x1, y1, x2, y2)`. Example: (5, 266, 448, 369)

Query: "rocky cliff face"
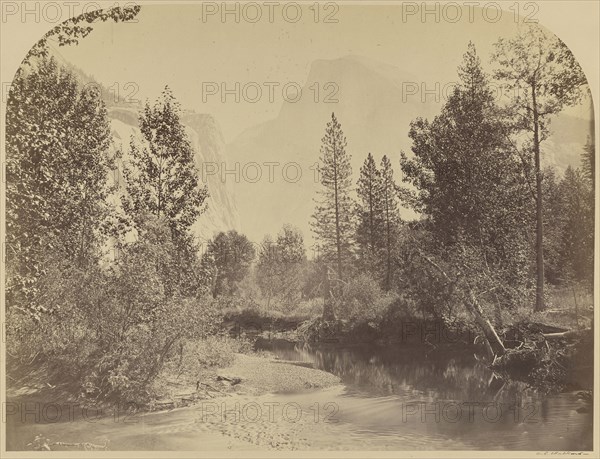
(53, 49, 240, 243)
(182, 112, 240, 242)
(108, 106, 240, 243)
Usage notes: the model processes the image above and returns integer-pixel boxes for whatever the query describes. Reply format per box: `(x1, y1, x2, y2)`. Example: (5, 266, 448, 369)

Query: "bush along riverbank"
(8, 346, 343, 452)
(6, 334, 340, 415)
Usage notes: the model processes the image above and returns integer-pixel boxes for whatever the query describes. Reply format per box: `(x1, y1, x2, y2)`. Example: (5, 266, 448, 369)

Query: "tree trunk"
(385, 192, 391, 291)
(211, 266, 219, 298)
(415, 250, 506, 357)
(532, 85, 545, 312)
(464, 290, 506, 356)
(543, 329, 590, 340)
(331, 136, 343, 282)
(322, 267, 336, 321)
(334, 172, 343, 282)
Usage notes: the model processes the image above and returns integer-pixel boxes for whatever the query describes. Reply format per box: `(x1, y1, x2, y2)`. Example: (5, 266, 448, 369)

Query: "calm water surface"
(6, 343, 593, 451)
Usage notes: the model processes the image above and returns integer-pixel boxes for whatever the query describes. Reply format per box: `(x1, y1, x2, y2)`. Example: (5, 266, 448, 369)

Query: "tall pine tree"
(311, 113, 354, 282)
(355, 153, 401, 290)
(379, 155, 401, 291)
(558, 167, 594, 287)
(492, 25, 588, 311)
(355, 153, 382, 274)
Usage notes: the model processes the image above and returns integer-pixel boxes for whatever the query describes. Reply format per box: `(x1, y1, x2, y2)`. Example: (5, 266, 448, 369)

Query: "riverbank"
(148, 351, 341, 410)
(5, 349, 344, 451)
(5, 302, 593, 451)
(7, 342, 594, 452)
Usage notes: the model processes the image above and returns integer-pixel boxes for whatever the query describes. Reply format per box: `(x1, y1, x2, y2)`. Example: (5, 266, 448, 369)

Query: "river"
(5, 342, 593, 451)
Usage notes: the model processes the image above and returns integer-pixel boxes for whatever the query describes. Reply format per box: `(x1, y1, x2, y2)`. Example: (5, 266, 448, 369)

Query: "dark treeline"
(306, 37, 593, 322)
(5, 17, 594, 403)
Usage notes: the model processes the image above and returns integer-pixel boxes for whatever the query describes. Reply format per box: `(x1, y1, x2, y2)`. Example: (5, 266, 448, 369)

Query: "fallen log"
(416, 251, 506, 357)
(153, 401, 175, 410)
(199, 381, 230, 395)
(465, 290, 506, 356)
(543, 329, 592, 340)
(216, 375, 242, 385)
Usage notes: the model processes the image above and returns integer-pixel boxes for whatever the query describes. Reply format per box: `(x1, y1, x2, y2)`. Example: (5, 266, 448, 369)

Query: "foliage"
(5, 56, 117, 317)
(338, 273, 396, 322)
(200, 230, 256, 298)
(121, 87, 210, 296)
(355, 153, 382, 273)
(559, 167, 594, 287)
(542, 167, 565, 285)
(6, 218, 223, 403)
(378, 156, 402, 290)
(492, 24, 589, 311)
(543, 166, 594, 288)
(123, 86, 208, 238)
(492, 25, 588, 134)
(24, 5, 142, 65)
(392, 227, 457, 319)
(301, 258, 328, 300)
(256, 225, 307, 311)
(355, 154, 401, 290)
(581, 139, 595, 187)
(399, 43, 533, 311)
(168, 335, 254, 382)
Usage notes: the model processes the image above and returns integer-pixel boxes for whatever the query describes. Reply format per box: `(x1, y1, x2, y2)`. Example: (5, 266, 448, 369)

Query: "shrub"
(338, 273, 396, 323)
(6, 228, 225, 404)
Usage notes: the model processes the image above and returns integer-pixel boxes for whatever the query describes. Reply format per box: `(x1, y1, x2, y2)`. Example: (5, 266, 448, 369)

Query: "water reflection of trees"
(273, 344, 592, 450)
(284, 344, 546, 405)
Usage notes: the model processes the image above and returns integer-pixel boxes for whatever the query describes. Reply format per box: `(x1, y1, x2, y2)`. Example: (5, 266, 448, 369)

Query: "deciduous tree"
(6, 56, 116, 316)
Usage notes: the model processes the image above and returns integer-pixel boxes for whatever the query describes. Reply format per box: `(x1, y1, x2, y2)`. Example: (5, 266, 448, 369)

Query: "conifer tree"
(379, 155, 401, 290)
(582, 139, 595, 188)
(311, 113, 355, 282)
(492, 25, 588, 311)
(400, 43, 531, 306)
(356, 153, 382, 274)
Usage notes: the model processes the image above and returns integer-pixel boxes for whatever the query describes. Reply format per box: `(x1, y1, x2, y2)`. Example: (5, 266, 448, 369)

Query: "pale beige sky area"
(10, 2, 593, 142)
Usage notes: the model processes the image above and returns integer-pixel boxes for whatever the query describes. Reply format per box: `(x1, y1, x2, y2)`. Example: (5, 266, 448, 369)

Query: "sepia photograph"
(1, 1, 598, 456)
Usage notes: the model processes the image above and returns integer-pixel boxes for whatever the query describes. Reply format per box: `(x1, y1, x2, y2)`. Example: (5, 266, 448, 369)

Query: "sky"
(26, 2, 595, 143)
(0, 1, 596, 244)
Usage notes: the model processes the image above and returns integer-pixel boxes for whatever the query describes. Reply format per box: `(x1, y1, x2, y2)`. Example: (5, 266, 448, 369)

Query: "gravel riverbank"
(217, 353, 341, 395)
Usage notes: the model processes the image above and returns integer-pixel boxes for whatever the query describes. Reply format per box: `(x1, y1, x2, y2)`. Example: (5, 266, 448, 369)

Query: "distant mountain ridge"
(48, 49, 593, 247)
(227, 54, 594, 245)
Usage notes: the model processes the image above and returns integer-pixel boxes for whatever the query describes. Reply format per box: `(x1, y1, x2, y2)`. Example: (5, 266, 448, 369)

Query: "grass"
(506, 286, 594, 330)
